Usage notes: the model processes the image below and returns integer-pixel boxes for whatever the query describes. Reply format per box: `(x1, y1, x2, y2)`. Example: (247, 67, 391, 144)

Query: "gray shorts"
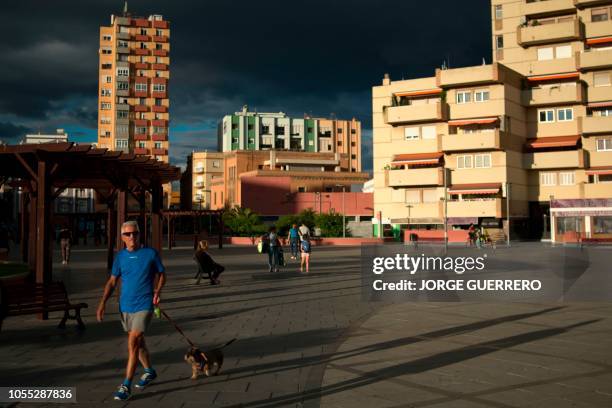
(120, 310, 153, 333)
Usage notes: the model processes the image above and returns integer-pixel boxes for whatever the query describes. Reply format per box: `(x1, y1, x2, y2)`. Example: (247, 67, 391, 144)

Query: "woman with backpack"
(300, 235, 311, 273)
(267, 226, 281, 273)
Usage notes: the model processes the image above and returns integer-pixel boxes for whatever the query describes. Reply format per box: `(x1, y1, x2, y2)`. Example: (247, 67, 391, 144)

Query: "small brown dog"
(184, 338, 236, 379)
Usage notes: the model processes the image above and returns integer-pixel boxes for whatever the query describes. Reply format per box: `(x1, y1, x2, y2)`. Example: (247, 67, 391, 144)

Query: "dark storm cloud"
(0, 122, 31, 143)
(0, 0, 491, 169)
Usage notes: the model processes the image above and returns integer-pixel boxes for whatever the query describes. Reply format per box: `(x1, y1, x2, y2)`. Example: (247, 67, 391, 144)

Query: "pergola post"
(151, 181, 163, 252)
(116, 190, 127, 251)
(218, 211, 223, 249)
(20, 192, 28, 263)
(27, 193, 37, 273)
(138, 189, 147, 247)
(167, 215, 172, 250)
(35, 160, 52, 320)
(106, 196, 117, 272)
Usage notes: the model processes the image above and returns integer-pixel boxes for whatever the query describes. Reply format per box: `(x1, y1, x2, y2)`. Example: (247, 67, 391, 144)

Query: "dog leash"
(157, 306, 196, 348)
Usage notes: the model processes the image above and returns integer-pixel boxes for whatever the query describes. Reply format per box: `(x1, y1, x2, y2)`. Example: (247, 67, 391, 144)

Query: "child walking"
(300, 236, 311, 273)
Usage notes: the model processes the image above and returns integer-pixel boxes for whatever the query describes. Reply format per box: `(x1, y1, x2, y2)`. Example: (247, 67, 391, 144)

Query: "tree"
(314, 210, 349, 237)
(222, 207, 266, 237)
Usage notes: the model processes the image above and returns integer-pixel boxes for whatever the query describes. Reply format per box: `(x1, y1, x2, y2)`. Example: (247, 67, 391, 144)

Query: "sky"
(0, 0, 492, 172)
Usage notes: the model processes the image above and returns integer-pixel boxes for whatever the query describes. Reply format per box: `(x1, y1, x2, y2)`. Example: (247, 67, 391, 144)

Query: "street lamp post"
(336, 184, 346, 238)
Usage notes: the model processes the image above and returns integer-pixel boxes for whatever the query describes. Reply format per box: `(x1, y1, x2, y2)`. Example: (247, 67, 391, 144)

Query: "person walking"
(298, 223, 310, 241)
(96, 220, 166, 401)
(300, 235, 311, 273)
(194, 240, 224, 285)
(268, 226, 281, 273)
(59, 227, 72, 265)
(287, 224, 300, 260)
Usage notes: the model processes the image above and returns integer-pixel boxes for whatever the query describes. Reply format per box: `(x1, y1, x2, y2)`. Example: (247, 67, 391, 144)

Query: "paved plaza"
(1, 244, 612, 407)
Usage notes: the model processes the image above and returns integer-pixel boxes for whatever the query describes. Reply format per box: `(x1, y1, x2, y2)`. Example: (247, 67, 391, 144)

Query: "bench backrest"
(1, 282, 69, 313)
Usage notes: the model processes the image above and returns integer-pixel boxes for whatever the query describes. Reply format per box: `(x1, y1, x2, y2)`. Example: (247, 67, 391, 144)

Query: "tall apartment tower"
(217, 106, 362, 172)
(372, 0, 612, 243)
(97, 8, 170, 162)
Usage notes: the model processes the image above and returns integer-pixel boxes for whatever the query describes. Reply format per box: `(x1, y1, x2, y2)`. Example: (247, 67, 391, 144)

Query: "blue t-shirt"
(289, 228, 299, 239)
(112, 247, 165, 313)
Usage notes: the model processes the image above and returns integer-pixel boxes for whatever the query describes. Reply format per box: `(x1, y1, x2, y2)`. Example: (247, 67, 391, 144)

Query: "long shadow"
(218, 318, 601, 408)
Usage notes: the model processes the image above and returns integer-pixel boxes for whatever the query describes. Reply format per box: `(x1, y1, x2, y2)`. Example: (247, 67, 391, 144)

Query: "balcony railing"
(386, 167, 444, 187)
(524, 149, 585, 169)
(524, 0, 576, 17)
(581, 116, 612, 135)
(522, 83, 585, 106)
(584, 183, 612, 198)
(383, 102, 448, 125)
(447, 198, 503, 218)
(442, 130, 502, 152)
(517, 17, 583, 47)
(578, 48, 612, 70)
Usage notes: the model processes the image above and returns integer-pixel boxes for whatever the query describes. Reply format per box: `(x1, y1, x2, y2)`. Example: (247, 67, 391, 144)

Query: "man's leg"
(126, 331, 143, 381)
(138, 335, 151, 369)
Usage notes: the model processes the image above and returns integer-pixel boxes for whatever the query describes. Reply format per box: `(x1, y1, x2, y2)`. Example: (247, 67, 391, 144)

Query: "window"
(100, 102, 111, 110)
(140, 42, 147, 49)
(351, 141, 356, 146)
(537, 47, 554, 61)
(154, 142, 162, 149)
(135, 83, 147, 91)
(117, 68, 129, 77)
(559, 172, 575, 186)
(474, 89, 490, 102)
(456, 91, 472, 104)
(103, 35, 112, 41)
(101, 63, 112, 69)
(156, 29, 163, 36)
(597, 138, 612, 151)
(474, 154, 492, 168)
(156, 44, 163, 50)
(139, 97, 146, 105)
(556, 44, 572, 59)
(153, 84, 166, 92)
(457, 155, 473, 169)
(298, 187, 306, 192)
(115, 139, 128, 148)
(102, 75, 112, 83)
(117, 111, 128, 119)
(140, 28, 148, 35)
(136, 127, 147, 134)
(594, 71, 611, 87)
(557, 108, 573, 122)
(261, 125, 270, 134)
(337, 141, 343, 146)
(496, 35, 504, 50)
(307, 127, 313, 133)
(153, 126, 166, 134)
(100, 117, 111, 124)
(212, 160, 220, 168)
(422, 126, 437, 140)
(539, 109, 555, 123)
(138, 142, 146, 148)
(155, 98, 163, 106)
(118, 40, 129, 48)
(116, 125, 129, 134)
(404, 127, 419, 140)
(495, 4, 503, 20)
(598, 108, 612, 117)
(247, 124, 254, 130)
(117, 81, 129, 90)
(337, 128, 343, 134)
(592, 7, 610, 22)
(351, 129, 356, 134)
(275, 126, 285, 135)
(101, 48, 112, 54)
(540, 172, 557, 186)
(100, 88, 111, 97)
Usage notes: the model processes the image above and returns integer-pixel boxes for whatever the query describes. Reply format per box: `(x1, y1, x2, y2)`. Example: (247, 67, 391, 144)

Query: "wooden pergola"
(0, 142, 181, 286)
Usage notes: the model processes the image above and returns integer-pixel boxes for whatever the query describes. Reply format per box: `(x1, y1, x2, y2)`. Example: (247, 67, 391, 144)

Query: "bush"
(275, 209, 317, 236)
(314, 210, 350, 238)
(222, 207, 265, 237)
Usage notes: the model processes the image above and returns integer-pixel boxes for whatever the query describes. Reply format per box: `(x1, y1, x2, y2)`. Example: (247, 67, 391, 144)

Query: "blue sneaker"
(135, 370, 157, 388)
(113, 384, 130, 401)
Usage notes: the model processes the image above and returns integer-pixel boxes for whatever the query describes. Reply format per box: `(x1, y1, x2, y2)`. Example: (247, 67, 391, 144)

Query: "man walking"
(287, 224, 300, 260)
(59, 227, 72, 265)
(96, 220, 166, 401)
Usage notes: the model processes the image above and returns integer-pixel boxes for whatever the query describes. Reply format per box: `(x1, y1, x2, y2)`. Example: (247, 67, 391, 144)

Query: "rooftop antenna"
(482, 57, 486, 65)
(123, 1, 128, 16)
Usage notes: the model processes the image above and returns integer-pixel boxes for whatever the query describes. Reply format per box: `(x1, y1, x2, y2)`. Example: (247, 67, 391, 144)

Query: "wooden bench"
(0, 281, 88, 332)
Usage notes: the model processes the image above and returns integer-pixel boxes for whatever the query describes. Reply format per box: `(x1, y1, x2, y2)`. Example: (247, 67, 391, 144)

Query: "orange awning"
(526, 135, 581, 149)
(527, 72, 580, 82)
(449, 183, 502, 195)
(586, 37, 612, 45)
(391, 152, 444, 166)
(395, 89, 442, 98)
(586, 167, 612, 176)
(588, 101, 612, 108)
(448, 117, 499, 126)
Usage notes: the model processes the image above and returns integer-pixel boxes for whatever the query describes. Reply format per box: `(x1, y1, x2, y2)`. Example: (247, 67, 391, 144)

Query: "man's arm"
(96, 275, 118, 322)
(153, 272, 166, 305)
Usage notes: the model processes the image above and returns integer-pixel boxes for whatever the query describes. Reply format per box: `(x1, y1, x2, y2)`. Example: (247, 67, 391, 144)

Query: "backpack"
(301, 240, 311, 253)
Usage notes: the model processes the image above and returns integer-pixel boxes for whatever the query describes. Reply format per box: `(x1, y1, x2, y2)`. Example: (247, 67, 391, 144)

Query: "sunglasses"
(122, 231, 139, 237)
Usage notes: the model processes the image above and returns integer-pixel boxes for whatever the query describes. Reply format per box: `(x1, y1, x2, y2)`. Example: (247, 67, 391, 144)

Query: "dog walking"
(96, 220, 166, 401)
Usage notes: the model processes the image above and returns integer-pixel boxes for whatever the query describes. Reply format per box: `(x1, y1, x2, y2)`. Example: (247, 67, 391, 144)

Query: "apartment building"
(209, 150, 369, 212)
(217, 106, 362, 172)
(372, 0, 612, 243)
(97, 9, 170, 163)
(180, 151, 224, 210)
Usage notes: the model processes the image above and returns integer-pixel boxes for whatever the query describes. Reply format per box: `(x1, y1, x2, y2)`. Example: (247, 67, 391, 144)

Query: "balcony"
(152, 148, 167, 155)
(152, 49, 168, 57)
(133, 34, 150, 41)
(588, 86, 612, 103)
(438, 64, 499, 87)
(116, 103, 130, 111)
(133, 105, 149, 112)
(447, 199, 503, 218)
(405, 202, 444, 219)
(578, 48, 612, 70)
(581, 116, 612, 134)
(194, 166, 205, 174)
(134, 119, 148, 127)
(524, 58, 578, 76)
(133, 48, 149, 56)
(153, 35, 168, 42)
(152, 63, 168, 70)
(114, 17, 130, 26)
(536, 184, 584, 200)
(574, 0, 612, 7)
(116, 46, 130, 54)
(524, 0, 576, 17)
(134, 134, 148, 141)
(132, 18, 150, 28)
(116, 86, 129, 97)
(195, 181, 205, 188)
(134, 147, 149, 155)
(383, 102, 448, 125)
(450, 100, 505, 119)
(134, 62, 149, 69)
(116, 32, 130, 40)
(387, 167, 443, 187)
(151, 91, 167, 98)
(585, 20, 612, 38)
(152, 133, 167, 141)
(152, 20, 169, 29)
(524, 149, 585, 169)
(522, 83, 585, 106)
(584, 183, 612, 198)
(151, 119, 168, 127)
(517, 18, 582, 47)
(152, 105, 168, 113)
(442, 130, 502, 152)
